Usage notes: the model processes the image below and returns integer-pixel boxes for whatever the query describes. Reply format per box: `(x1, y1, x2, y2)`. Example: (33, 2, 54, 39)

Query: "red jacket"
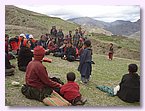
(25, 60, 61, 90)
(60, 81, 81, 101)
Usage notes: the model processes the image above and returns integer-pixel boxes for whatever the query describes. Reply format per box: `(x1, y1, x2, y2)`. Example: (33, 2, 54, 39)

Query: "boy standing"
(78, 40, 92, 84)
(60, 72, 87, 105)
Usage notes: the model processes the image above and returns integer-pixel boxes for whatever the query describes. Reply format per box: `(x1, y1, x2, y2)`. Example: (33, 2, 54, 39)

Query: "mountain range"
(68, 17, 140, 38)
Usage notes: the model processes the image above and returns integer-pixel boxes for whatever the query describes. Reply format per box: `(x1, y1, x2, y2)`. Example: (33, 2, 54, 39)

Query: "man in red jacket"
(21, 46, 62, 101)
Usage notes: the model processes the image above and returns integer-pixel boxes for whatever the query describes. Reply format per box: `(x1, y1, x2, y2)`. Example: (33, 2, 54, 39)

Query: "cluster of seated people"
(5, 27, 86, 74)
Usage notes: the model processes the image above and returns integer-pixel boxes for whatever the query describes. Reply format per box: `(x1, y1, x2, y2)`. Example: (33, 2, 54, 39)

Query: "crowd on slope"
(5, 26, 140, 106)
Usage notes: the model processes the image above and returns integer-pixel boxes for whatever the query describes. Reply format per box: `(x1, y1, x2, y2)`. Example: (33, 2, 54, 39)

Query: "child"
(78, 40, 92, 84)
(108, 43, 114, 60)
(60, 72, 87, 105)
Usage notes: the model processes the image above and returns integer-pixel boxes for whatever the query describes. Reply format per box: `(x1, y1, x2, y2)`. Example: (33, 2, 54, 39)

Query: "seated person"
(116, 64, 140, 103)
(17, 40, 33, 72)
(63, 42, 76, 62)
(37, 35, 49, 54)
(60, 72, 87, 105)
(5, 53, 15, 76)
(28, 34, 37, 50)
(48, 38, 59, 53)
(21, 46, 62, 101)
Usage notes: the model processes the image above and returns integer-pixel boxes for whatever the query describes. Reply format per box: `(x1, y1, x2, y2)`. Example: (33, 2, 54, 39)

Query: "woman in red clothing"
(21, 46, 62, 101)
(60, 72, 87, 105)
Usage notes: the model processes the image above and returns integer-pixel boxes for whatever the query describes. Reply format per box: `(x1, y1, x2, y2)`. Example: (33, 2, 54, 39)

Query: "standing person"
(17, 39, 33, 72)
(78, 40, 92, 84)
(56, 29, 64, 46)
(21, 46, 62, 101)
(73, 29, 81, 48)
(65, 31, 72, 43)
(60, 72, 87, 105)
(50, 26, 57, 44)
(78, 27, 83, 37)
(108, 43, 114, 60)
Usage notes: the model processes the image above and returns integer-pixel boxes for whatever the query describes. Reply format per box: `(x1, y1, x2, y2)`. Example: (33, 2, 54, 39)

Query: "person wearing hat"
(17, 39, 33, 72)
(21, 46, 62, 101)
(29, 34, 37, 50)
(18, 33, 27, 49)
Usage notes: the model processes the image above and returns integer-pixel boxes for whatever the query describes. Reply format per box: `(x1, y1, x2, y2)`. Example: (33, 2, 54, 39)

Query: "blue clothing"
(26, 34, 30, 39)
(78, 47, 92, 82)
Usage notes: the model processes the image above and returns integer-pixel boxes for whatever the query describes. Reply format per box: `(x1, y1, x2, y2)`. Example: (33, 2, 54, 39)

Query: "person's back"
(117, 64, 140, 103)
(22, 46, 61, 101)
(60, 72, 87, 105)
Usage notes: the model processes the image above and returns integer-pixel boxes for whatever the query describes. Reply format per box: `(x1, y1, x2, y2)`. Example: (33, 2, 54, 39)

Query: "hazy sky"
(15, 5, 140, 22)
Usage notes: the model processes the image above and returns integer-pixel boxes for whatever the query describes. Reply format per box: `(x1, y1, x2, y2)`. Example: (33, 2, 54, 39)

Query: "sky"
(15, 5, 140, 23)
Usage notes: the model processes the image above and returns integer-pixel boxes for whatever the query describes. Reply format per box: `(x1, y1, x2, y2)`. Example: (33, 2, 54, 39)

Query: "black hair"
(84, 40, 91, 47)
(67, 72, 76, 81)
(5, 34, 9, 38)
(128, 64, 138, 73)
(110, 43, 113, 46)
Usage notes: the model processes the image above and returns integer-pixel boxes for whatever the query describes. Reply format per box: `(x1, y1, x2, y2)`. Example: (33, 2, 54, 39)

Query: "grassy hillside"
(87, 33, 140, 60)
(5, 5, 140, 107)
(5, 54, 140, 106)
(5, 5, 79, 37)
(5, 5, 140, 60)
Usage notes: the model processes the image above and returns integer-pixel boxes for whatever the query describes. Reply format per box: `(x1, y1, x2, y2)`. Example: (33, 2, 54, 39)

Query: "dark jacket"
(78, 48, 92, 76)
(37, 40, 47, 50)
(50, 28, 57, 37)
(18, 46, 33, 69)
(117, 73, 140, 103)
(65, 46, 76, 58)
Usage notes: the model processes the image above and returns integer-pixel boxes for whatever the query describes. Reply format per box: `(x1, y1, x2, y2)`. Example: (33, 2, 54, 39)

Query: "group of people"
(5, 26, 140, 106)
(5, 26, 86, 73)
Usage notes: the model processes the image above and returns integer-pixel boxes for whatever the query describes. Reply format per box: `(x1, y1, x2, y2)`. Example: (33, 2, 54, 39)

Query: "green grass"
(5, 54, 140, 106)
(88, 35, 140, 51)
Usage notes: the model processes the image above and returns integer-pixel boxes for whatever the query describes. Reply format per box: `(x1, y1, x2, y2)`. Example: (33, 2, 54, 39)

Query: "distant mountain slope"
(5, 5, 79, 38)
(68, 17, 112, 36)
(128, 31, 140, 39)
(68, 17, 140, 38)
(105, 19, 140, 36)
